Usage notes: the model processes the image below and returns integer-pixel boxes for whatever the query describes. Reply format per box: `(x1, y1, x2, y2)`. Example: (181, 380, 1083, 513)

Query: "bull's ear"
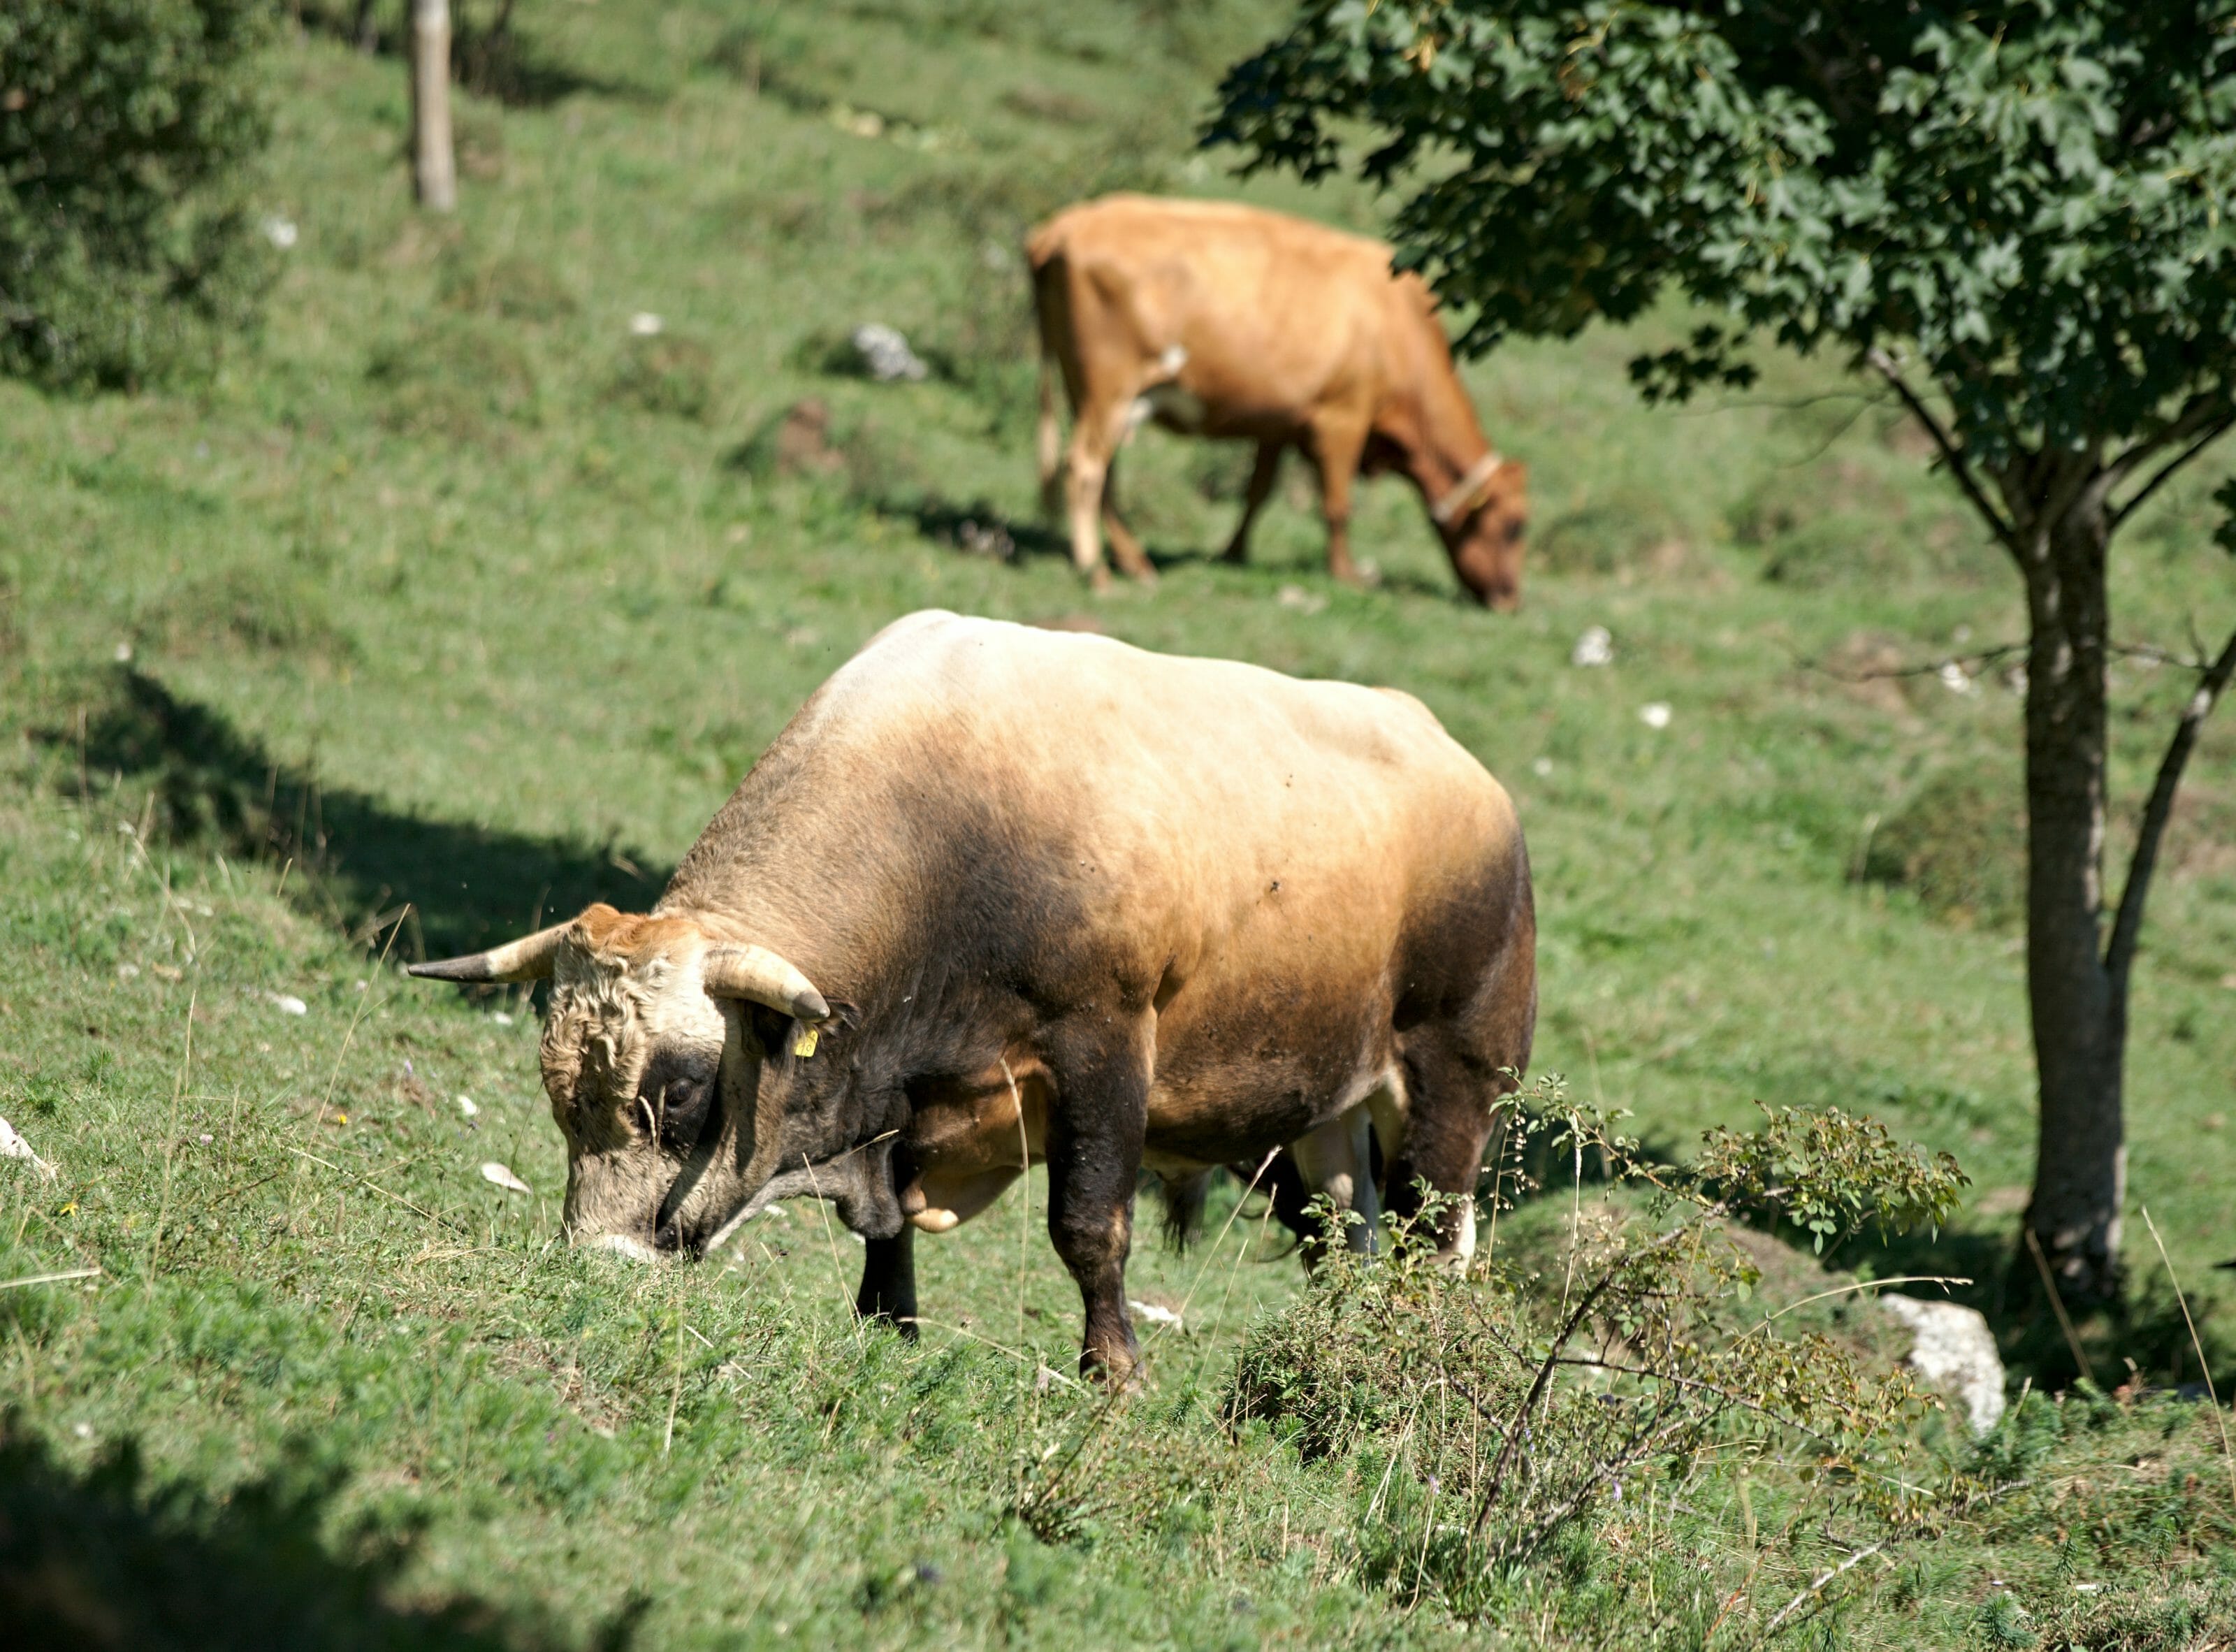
(701, 944, 829, 1022)
(407, 918, 574, 983)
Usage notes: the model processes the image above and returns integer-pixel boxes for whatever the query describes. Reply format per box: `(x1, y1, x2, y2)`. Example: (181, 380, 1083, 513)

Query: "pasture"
(1, 2, 2233, 1644)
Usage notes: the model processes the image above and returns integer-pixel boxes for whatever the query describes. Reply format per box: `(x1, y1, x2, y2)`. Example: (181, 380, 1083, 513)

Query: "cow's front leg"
(1221, 440, 1283, 565)
(855, 1224, 918, 1336)
(1041, 1019, 1152, 1384)
(1305, 417, 1369, 587)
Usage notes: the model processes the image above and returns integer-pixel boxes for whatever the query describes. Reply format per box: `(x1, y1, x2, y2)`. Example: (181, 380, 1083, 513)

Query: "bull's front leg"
(1040, 1017, 1152, 1384)
(855, 1224, 918, 1336)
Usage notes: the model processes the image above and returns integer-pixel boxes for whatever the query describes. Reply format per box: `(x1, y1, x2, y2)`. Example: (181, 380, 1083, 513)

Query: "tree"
(0, 0, 273, 389)
(1210, 1, 2236, 1306)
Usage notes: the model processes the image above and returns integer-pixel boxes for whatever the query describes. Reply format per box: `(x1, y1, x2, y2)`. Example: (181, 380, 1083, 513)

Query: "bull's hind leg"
(1040, 1016, 1153, 1382)
(1289, 1103, 1382, 1263)
(856, 1225, 918, 1335)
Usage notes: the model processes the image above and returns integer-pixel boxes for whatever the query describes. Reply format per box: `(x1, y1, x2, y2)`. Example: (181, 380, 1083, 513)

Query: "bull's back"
(806, 615, 1527, 1153)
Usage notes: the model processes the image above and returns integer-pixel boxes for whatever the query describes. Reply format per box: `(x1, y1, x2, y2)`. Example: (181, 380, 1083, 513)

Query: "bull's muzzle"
(587, 1231, 660, 1263)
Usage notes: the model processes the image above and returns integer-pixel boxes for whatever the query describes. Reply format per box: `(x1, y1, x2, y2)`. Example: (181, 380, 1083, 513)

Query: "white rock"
(1881, 1294, 2005, 1433)
(456, 1095, 479, 1118)
(1571, 625, 1614, 668)
(261, 215, 298, 249)
(1532, 756, 1555, 778)
(268, 992, 309, 1016)
(850, 322, 928, 382)
(1128, 1298, 1184, 1332)
(1639, 702, 1673, 730)
(0, 1114, 57, 1180)
(480, 1161, 531, 1194)
(113, 642, 133, 663)
(1938, 660, 1977, 695)
(629, 311, 665, 337)
(492, 1011, 514, 1027)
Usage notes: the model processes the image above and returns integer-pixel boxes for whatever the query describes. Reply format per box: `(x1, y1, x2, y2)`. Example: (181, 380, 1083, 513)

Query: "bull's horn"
(702, 945, 829, 1022)
(407, 919, 574, 983)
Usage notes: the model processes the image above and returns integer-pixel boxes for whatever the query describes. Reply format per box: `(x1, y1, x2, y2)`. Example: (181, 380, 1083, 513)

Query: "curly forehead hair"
(539, 953, 674, 1112)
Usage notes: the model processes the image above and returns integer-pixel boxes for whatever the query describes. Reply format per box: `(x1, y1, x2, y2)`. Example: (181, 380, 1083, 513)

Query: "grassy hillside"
(2, 2, 2233, 1645)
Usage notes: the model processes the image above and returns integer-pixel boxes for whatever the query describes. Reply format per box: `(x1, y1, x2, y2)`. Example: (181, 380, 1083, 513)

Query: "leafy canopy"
(1210, 3, 2236, 466)
(0, 0, 274, 389)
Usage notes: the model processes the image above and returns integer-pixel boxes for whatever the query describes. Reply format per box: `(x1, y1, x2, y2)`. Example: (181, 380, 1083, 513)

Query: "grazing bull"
(409, 612, 1535, 1381)
(1028, 194, 1530, 607)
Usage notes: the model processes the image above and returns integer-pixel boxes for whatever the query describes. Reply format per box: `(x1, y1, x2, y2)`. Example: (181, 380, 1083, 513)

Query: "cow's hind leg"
(1221, 440, 1284, 565)
(1100, 449, 1157, 584)
(1040, 1016, 1152, 1382)
(1064, 423, 1115, 591)
(856, 1225, 919, 1335)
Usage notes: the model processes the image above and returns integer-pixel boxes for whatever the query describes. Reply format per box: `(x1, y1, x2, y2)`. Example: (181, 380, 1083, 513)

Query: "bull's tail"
(1154, 1170, 1211, 1252)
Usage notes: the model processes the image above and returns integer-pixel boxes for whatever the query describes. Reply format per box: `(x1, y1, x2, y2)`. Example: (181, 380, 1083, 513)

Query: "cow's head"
(1435, 456, 1530, 612)
(409, 904, 897, 1259)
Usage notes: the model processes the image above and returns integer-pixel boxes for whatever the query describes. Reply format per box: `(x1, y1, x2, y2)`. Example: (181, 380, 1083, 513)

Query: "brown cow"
(407, 612, 1537, 1382)
(1028, 194, 1530, 607)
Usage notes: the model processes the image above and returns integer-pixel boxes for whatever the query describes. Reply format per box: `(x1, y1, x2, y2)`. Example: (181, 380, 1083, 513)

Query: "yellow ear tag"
(792, 1025, 820, 1059)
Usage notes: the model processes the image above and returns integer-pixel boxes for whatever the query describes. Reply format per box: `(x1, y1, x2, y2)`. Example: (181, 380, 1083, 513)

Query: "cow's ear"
(702, 944, 829, 1022)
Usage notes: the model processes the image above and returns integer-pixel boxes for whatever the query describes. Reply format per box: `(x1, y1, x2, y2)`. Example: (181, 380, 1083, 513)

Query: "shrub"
(437, 248, 576, 324)
(1862, 764, 2028, 929)
(604, 333, 715, 421)
(1226, 1089, 1968, 1620)
(0, 0, 274, 389)
(134, 565, 356, 662)
(366, 316, 540, 440)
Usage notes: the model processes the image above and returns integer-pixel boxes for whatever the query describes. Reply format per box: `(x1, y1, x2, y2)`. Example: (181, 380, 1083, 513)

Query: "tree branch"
(2105, 621, 2236, 999)
(1801, 641, 2027, 685)
(1864, 347, 2017, 549)
(2110, 414, 2236, 531)
(2105, 391, 2232, 490)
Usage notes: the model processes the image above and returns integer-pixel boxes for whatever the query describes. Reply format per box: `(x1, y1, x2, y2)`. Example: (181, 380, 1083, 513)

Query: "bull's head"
(1433, 456, 1530, 612)
(409, 904, 899, 1259)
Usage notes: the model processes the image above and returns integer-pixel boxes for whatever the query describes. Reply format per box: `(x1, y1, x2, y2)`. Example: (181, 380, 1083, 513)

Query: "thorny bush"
(1228, 1084, 1970, 1621)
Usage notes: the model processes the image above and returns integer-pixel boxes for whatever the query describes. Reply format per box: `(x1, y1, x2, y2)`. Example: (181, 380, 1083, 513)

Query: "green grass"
(2, 1, 2234, 1644)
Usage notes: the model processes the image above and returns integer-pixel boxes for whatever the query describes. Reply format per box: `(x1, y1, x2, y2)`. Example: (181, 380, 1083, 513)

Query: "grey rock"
(850, 322, 928, 382)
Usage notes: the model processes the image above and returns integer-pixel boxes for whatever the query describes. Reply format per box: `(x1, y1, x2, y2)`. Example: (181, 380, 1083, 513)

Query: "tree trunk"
(2011, 468, 2125, 1307)
(408, 0, 457, 212)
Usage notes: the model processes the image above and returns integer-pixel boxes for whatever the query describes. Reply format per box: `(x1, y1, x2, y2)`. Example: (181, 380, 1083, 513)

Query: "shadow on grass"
(1811, 1216, 2235, 1394)
(871, 493, 1070, 565)
(873, 488, 1481, 608)
(296, 1, 652, 108)
(0, 1426, 643, 1651)
(44, 669, 668, 972)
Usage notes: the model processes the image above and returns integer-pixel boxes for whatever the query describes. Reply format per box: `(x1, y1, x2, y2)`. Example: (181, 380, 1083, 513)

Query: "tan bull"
(1028, 194, 1530, 607)
(409, 612, 1536, 1382)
